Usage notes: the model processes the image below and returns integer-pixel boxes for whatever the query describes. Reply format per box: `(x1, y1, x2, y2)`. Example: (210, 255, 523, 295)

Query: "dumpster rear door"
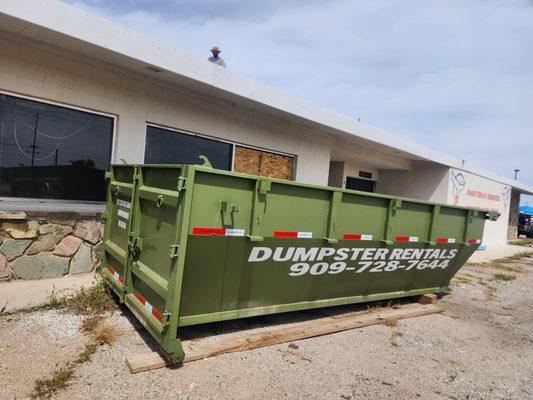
(103, 165, 136, 298)
(123, 166, 184, 339)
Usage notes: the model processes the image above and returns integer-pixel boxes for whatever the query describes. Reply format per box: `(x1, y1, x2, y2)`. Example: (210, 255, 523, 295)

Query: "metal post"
(31, 113, 39, 167)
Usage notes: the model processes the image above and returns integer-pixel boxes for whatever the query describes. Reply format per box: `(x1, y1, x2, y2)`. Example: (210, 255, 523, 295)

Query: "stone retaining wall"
(0, 211, 104, 280)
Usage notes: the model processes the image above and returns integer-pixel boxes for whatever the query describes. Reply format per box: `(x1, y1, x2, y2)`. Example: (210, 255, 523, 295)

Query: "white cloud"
(68, 0, 533, 203)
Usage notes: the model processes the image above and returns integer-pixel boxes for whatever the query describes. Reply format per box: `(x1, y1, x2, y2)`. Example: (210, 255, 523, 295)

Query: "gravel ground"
(1, 256, 532, 400)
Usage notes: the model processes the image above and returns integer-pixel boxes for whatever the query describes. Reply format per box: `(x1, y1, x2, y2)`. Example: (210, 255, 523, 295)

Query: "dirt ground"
(1, 255, 533, 400)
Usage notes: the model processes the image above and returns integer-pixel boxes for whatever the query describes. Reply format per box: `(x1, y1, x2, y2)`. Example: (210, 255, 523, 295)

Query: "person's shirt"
(208, 56, 227, 68)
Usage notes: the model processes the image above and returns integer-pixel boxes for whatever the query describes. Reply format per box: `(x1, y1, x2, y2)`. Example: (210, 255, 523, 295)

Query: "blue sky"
(67, 0, 533, 205)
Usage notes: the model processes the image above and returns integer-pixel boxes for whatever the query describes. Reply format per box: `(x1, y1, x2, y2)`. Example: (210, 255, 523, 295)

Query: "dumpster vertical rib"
(160, 165, 197, 363)
(324, 191, 341, 243)
(427, 205, 440, 244)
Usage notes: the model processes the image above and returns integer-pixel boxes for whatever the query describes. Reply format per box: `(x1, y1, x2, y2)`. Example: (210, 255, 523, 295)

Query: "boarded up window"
(233, 146, 294, 180)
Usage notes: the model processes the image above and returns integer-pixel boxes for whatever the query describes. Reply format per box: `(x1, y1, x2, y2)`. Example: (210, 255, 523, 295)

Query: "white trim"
(0, 197, 105, 213)
(0, 89, 117, 119)
(146, 122, 234, 146)
(233, 141, 296, 159)
(230, 142, 236, 172)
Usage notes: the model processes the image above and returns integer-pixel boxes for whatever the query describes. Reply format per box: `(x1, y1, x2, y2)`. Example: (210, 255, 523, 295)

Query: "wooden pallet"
(126, 296, 442, 374)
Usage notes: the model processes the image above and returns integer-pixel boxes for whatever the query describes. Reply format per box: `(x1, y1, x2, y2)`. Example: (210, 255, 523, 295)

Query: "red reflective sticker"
(436, 238, 448, 243)
(134, 292, 146, 305)
(395, 236, 410, 242)
(274, 231, 298, 238)
(152, 308, 163, 323)
(343, 234, 362, 240)
(192, 227, 226, 236)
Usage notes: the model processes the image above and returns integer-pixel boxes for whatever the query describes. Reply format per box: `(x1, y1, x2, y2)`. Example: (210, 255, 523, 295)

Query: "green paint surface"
(103, 163, 490, 362)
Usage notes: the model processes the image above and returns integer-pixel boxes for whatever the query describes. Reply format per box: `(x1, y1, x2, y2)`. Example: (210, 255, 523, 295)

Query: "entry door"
(345, 176, 375, 192)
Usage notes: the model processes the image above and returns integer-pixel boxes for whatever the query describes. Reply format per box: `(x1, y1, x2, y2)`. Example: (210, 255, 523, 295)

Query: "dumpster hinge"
(104, 171, 111, 180)
(177, 177, 187, 191)
(169, 244, 179, 259)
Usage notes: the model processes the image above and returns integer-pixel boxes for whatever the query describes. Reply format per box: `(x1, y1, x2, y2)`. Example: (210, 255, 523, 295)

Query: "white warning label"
(117, 199, 132, 209)
(117, 210, 129, 220)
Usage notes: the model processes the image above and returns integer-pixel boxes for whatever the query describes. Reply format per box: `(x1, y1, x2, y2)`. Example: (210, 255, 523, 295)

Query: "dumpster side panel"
(178, 168, 486, 326)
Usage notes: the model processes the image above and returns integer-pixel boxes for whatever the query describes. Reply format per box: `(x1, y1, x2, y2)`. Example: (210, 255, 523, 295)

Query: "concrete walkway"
(0, 273, 95, 312)
(467, 244, 533, 264)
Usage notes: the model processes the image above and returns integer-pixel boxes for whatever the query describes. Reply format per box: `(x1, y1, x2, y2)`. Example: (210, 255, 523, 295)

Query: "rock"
(53, 236, 82, 257)
(50, 215, 78, 227)
(70, 244, 94, 274)
(73, 219, 100, 244)
(98, 222, 105, 240)
(2, 221, 39, 239)
(39, 223, 54, 235)
(0, 253, 10, 279)
(0, 239, 32, 261)
(92, 241, 104, 263)
(0, 211, 27, 220)
(26, 234, 56, 255)
(54, 225, 73, 244)
(10, 252, 69, 279)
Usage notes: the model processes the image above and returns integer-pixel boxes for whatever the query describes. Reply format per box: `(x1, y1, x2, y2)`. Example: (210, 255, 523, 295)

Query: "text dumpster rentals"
(102, 159, 497, 364)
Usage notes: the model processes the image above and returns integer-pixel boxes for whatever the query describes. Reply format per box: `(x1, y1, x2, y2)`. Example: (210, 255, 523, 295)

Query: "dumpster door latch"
(169, 244, 179, 259)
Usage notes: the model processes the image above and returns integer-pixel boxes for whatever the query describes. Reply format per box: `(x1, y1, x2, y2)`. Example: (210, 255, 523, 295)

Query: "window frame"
(144, 123, 235, 170)
(0, 89, 117, 211)
(145, 122, 297, 180)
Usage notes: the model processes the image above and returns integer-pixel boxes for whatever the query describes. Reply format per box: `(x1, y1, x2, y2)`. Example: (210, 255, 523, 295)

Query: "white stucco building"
(0, 0, 531, 247)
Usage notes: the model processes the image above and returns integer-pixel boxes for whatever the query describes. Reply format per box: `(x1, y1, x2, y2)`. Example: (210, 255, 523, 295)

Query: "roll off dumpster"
(102, 161, 497, 363)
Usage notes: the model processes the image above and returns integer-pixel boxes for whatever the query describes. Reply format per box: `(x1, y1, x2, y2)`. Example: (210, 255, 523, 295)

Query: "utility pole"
(30, 113, 39, 167)
(514, 169, 520, 180)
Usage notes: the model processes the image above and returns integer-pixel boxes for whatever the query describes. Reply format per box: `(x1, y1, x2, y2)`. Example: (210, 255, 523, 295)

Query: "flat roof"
(1, 0, 532, 195)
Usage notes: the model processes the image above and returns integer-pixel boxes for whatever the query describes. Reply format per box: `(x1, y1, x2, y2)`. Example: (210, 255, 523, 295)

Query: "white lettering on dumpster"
(117, 199, 131, 209)
(248, 247, 459, 276)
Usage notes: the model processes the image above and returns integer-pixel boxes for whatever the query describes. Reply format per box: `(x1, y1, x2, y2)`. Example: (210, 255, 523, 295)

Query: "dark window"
(0, 94, 113, 201)
(144, 126, 232, 170)
(346, 176, 375, 193)
(358, 170, 373, 179)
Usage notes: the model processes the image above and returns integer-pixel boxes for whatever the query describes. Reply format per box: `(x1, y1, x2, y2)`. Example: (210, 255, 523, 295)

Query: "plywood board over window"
(233, 146, 294, 180)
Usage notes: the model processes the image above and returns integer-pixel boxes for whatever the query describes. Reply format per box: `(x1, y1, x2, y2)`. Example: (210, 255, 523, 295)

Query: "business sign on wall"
(449, 169, 511, 214)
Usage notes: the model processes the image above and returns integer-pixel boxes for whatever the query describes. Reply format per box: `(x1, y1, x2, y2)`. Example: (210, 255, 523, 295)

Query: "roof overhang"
(0, 0, 532, 195)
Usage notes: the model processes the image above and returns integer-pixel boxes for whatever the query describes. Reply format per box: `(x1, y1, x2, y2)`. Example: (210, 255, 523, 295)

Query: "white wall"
(0, 31, 331, 189)
(447, 169, 511, 246)
(377, 161, 450, 203)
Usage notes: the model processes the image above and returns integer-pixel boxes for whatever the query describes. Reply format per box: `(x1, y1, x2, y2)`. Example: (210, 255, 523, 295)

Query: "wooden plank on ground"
(417, 293, 437, 305)
(126, 302, 443, 374)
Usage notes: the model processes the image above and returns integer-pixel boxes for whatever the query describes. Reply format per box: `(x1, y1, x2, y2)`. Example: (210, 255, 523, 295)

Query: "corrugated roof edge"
(0, 0, 531, 195)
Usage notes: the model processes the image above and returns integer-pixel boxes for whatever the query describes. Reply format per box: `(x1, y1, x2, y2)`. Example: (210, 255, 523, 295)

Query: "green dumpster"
(102, 161, 497, 363)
